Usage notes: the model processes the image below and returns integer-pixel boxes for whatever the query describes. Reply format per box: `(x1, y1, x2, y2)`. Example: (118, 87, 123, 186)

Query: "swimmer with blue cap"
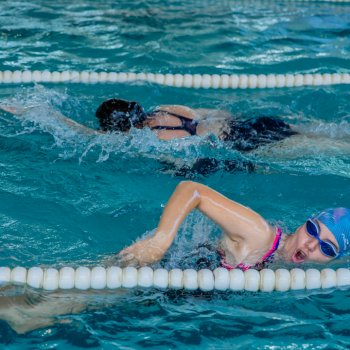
(117, 182, 350, 269)
(283, 207, 350, 263)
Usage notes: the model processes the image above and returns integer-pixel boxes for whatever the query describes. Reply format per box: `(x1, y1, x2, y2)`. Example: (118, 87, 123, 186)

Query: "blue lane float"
(1, 266, 350, 292)
(0, 70, 350, 89)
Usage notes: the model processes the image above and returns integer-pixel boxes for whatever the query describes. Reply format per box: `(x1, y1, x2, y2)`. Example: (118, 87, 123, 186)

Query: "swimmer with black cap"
(116, 181, 350, 269)
(0, 98, 298, 175)
(95, 99, 147, 132)
(0, 97, 297, 147)
(94, 98, 297, 147)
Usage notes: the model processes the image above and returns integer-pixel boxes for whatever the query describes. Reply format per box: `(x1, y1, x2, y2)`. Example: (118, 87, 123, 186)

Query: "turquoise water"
(1, 0, 350, 348)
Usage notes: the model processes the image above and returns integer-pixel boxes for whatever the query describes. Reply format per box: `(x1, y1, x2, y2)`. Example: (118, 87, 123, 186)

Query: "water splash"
(2, 85, 350, 180)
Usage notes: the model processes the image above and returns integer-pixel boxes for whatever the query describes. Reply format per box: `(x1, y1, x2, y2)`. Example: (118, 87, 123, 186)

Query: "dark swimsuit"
(148, 111, 295, 148)
(148, 109, 199, 135)
(222, 117, 298, 151)
(149, 111, 296, 177)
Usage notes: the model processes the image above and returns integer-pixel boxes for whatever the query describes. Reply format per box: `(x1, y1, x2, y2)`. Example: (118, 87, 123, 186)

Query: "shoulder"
(156, 105, 200, 119)
(194, 108, 232, 120)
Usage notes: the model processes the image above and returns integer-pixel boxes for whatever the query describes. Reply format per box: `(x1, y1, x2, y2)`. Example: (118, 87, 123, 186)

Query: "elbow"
(176, 181, 201, 197)
(177, 180, 197, 191)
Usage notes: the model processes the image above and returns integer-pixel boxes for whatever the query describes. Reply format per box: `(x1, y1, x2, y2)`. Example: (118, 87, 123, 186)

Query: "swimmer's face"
(283, 220, 339, 263)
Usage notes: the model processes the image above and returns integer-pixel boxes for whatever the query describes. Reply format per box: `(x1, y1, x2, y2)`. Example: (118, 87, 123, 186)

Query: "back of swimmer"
(0, 97, 298, 176)
(95, 98, 202, 140)
(95, 98, 298, 149)
(95, 98, 298, 176)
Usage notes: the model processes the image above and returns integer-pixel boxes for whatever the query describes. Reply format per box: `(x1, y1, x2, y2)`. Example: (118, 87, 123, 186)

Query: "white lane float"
(1, 266, 350, 292)
(0, 71, 350, 89)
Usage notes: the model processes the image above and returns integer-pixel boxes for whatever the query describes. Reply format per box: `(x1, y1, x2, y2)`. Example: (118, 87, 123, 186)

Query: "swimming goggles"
(306, 219, 339, 258)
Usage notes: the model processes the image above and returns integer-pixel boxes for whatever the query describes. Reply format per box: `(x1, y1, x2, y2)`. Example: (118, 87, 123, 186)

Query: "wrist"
(152, 231, 170, 253)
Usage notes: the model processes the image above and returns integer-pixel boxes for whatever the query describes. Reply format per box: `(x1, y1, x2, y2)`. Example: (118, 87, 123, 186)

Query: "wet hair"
(95, 98, 147, 132)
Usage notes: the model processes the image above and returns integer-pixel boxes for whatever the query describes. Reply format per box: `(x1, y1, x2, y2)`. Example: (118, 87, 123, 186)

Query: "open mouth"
(292, 249, 307, 263)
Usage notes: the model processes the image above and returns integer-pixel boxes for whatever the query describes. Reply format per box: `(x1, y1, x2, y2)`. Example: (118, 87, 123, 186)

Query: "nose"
(306, 236, 319, 252)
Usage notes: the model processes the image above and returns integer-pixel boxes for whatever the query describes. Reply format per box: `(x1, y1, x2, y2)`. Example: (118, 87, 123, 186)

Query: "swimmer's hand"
(0, 103, 100, 136)
(0, 104, 33, 115)
(115, 237, 166, 267)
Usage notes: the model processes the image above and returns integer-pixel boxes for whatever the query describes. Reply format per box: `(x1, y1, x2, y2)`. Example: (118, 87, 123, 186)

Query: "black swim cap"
(95, 98, 146, 132)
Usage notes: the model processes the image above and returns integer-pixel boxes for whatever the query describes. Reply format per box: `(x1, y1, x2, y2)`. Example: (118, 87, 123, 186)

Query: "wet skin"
(282, 220, 339, 264)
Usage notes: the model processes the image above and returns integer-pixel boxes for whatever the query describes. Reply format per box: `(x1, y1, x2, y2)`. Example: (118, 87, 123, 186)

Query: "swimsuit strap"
(148, 109, 198, 136)
(151, 109, 195, 121)
(219, 227, 283, 271)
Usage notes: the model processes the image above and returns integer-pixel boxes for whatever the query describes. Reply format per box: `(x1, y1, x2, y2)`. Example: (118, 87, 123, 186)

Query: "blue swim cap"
(314, 208, 350, 257)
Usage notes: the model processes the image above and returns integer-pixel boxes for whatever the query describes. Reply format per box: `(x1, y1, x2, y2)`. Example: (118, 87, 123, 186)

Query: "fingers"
(122, 253, 135, 262)
(0, 105, 21, 115)
(112, 251, 140, 268)
(111, 239, 164, 267)
(0, 104, 30, 116)
(0, 105, 15, 114)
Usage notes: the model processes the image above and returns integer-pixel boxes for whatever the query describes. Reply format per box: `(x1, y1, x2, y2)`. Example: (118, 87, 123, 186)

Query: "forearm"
(1, 103, 100, 136)
(0, 104, 36, 116)
(118, 181, 270, 267)
(57, 113, 100, 135)
(153, 181, 202, 250)
(115, 182, 201, 266)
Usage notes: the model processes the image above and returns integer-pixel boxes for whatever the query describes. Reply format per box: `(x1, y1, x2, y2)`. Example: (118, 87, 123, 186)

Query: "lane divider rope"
(0, 70, 350, 89)
(290, 0, 350, 2)
(1, 266, 350, 292)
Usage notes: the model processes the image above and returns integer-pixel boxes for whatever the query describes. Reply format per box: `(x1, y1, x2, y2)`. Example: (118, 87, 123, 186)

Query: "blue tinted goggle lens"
(320, 241, 338, 257)
(306, 220, 338, 258)
(306, 220, 318, 237)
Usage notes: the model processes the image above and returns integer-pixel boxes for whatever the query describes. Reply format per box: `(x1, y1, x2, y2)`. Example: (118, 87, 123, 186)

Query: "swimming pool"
(1, 0, 350, 348)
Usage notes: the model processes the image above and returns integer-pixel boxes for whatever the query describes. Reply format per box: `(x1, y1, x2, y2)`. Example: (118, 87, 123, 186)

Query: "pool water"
(1, 0, 350, 348)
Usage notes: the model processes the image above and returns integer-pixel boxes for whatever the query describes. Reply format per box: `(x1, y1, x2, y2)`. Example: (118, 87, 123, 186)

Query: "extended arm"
(117, 181, 271, 266)
(0, 103, 100, 136)
(53, 112, 101, 135)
